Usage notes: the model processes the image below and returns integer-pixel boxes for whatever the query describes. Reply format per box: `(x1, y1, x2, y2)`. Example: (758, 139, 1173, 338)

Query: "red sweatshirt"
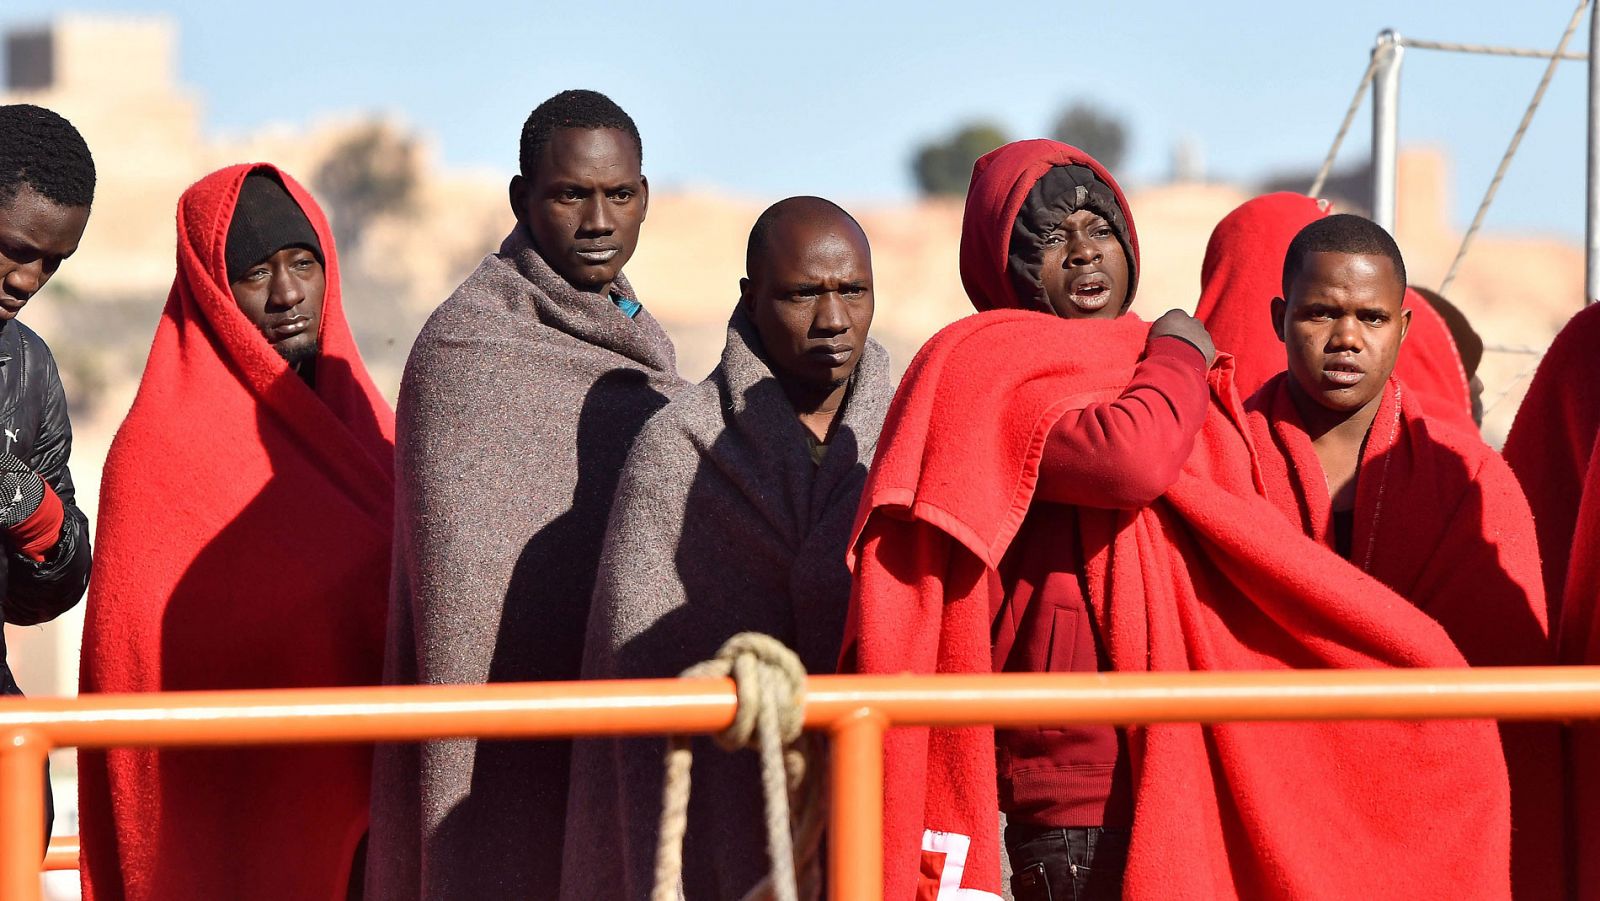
(992, 336, 1210, 827)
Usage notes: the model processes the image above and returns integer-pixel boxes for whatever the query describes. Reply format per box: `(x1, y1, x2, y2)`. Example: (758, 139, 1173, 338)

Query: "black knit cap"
(1007, 164, 1137, 311)
(225, 172, 323, 283)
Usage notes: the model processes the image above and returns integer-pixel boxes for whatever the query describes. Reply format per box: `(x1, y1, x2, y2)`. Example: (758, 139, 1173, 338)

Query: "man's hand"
(1149, 309, 1217, 367)
(0, 453, 45, 529)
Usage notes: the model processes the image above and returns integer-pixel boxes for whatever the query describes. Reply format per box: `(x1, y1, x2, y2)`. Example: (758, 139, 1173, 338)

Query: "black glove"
(0, 452, 44, 529)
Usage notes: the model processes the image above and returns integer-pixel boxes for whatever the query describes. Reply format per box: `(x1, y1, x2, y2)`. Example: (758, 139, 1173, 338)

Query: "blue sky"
(4, 0, 1593, 238)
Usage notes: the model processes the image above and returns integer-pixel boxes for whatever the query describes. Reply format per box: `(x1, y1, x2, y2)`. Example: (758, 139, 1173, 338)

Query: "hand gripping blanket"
(561, 306, 891, 899)
(1193, 192, 1475, 430)
(1247, 372, 1558, 899)
(78, 164, 397, 901)
(1503, 301, 1600, 899)
(844, 310, 1511, 900)
(366, 226, 686, 900)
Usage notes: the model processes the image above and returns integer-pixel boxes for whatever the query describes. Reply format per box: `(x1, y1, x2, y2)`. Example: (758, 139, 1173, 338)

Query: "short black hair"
(0, 104, 95, 208)
(519, 89, 641, 179)
(1282, 213, 1406, 299)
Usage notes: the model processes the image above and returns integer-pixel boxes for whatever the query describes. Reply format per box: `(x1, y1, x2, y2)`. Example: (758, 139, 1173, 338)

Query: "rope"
(652, 633, 822, 901)
(1439, 0, 1591, 294)
(1310, 53, 1382, 198)
(1402, 38, 1588, 62)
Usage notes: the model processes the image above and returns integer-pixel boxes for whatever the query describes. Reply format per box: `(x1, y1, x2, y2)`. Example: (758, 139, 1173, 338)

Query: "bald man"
(561, 197, 893, 900)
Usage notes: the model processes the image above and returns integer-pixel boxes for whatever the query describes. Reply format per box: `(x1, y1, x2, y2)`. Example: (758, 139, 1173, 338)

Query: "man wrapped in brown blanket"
(368, 90, 686, 900)
(562, 197, 890, 900)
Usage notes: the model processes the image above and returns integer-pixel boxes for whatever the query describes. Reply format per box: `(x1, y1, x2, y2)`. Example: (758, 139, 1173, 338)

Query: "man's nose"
(3, 261, 43, 300)
(268, 269, 306, 310)
(578, 198, 615, 236)
(813, 293, 849, 335)
(1327, 316, 1362, 350)
(1068, 235, 1099, 268)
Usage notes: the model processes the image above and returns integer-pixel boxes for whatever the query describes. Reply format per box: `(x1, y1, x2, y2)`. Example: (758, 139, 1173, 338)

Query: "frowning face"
(1273, 250, 1409, 418)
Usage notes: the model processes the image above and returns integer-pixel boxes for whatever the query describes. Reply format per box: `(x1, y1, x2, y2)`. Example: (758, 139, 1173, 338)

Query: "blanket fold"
(1247, 373, 1558, 899)
(563, 306, 890, 899)
(845, 310, 1511, 900)
(367, 226, 685, 900)
(78, 163, 396, 901)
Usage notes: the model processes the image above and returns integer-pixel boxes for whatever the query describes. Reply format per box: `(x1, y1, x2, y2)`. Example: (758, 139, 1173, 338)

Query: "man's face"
(229, 246, 326, 366)
(510, 127, 648, 294)
(0, 184, 90, 321)
(742, 217, 874, 395)
(1272, 251, 1410, 417)
(1038, 208, 1130, 319)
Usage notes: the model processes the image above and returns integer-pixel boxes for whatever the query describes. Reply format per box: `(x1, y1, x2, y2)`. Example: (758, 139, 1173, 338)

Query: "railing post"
(0, 729, 47, 901)
(1588, 3, 1599, 303)
(829, 709, 886, 901)
(1372, 29, 1406, 234)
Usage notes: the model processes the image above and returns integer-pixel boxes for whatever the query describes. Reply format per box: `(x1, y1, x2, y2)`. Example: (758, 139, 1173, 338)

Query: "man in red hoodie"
(956, 142, 1213, 900)
(1240, 213, 1558, 897)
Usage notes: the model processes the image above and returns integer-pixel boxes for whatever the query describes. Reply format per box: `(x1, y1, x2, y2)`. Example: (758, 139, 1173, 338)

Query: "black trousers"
(1005, 823, 1129, 901)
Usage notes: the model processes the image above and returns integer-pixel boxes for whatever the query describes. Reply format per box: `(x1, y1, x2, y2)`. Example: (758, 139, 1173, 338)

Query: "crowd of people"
(0, 83, 1594, 900)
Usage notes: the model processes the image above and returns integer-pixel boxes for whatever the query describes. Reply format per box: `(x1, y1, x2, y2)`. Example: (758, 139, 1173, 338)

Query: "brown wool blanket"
(560, 307, 891, 900)
(366, 227, 686, 901)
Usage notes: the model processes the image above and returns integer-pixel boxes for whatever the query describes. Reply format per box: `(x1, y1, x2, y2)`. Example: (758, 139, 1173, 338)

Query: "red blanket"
(845, 311, 1511, 900)
(1194, 192, 1474, 430)
(1503, 301, 1600, 898)
(1247, 373, 1558, 898)
(78, 164, 396, 901)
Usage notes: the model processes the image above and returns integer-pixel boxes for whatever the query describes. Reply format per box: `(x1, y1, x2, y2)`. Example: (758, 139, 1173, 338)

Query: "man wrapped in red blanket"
(1504, 302, 1600, 899)
(78, 165, 396, 901)
(844, 141, 1513, 900)
(1222, 211, 1557, 898)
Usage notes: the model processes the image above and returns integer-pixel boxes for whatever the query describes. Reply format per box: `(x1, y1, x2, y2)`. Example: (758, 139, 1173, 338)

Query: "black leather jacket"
(0, 319, 91, 696)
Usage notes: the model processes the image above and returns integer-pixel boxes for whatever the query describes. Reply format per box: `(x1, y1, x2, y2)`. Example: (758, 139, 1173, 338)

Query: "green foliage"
(1050, 102, 1128, 172)
(912, 122, 1010, 197)
(313, 123, 420, 252)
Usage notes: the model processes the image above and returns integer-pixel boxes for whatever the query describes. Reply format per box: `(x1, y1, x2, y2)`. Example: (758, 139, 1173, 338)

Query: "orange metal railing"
(11, 666, 1600, 900)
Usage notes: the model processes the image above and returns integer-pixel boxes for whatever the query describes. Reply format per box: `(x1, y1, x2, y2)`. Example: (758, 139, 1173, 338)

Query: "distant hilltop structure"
(0, 15, 505, 304)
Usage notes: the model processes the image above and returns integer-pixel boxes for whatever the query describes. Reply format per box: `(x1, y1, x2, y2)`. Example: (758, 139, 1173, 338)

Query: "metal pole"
(829, 709, 885, 901)
(1372, 29, 1406, 233)
(1588, 3, 1599, 303)
(0, 729, 47, 901)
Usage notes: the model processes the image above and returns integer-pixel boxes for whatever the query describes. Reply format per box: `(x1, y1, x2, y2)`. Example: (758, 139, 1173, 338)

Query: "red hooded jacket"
(1193, 192, 1476, 431)
(78, 164, 396, 901)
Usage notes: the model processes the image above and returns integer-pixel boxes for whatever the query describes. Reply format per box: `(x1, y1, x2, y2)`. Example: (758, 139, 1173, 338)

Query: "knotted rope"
(652, 633, 825, 901)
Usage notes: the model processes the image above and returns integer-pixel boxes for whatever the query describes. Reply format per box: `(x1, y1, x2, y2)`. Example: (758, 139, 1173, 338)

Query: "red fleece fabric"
(1503, 302, 1600, 899)
(1194, 192, 1474, 430)
(845, 310, 1511, 901)
(77, 164, 396, 901)
(1247, 373, 1559, 899)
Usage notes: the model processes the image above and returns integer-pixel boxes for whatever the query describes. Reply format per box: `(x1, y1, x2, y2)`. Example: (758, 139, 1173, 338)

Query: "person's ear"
(1271, 297, 1288, 341)
(639, 175, 650, 220)
(508, 175, 527, 225)
(739, 276, 754, 314)
(1399, 306, 1411, 343)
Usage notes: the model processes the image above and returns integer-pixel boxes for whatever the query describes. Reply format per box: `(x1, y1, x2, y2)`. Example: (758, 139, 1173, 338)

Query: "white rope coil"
(652, 633, 822, 901)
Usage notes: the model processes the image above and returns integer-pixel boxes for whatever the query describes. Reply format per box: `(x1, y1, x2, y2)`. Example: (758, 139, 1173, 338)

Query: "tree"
(313, 122, 420, 252)
(1050, 102, 1129, 172)
(913, 122, 1010, 197)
